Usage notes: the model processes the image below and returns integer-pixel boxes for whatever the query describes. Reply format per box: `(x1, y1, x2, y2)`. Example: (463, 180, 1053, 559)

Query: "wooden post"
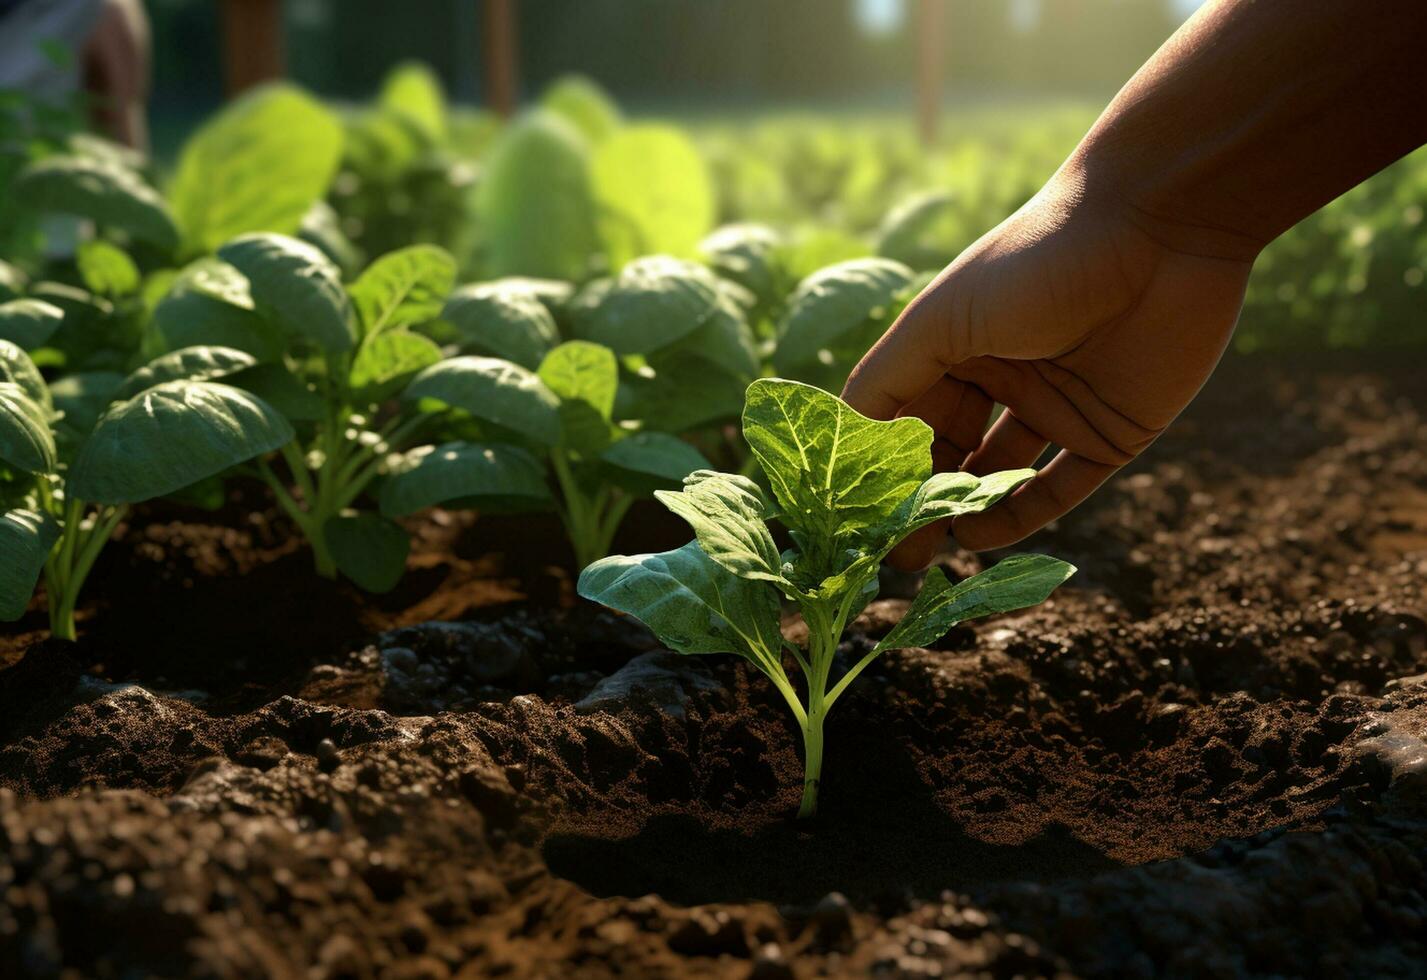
(221, 0, 285, 97)
(917, 0, 945, 147)
(482, 0, 518, 117)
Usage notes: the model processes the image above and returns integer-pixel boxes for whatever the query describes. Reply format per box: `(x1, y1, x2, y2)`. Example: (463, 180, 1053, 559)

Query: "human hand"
(843, 169, 1254, 568)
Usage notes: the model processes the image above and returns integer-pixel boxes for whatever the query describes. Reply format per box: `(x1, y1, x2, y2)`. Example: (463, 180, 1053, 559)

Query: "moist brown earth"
(2, 352, 1426, 979)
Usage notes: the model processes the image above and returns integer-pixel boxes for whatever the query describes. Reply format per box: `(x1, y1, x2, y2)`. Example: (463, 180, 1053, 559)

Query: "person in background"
(844, 0, 1427, 569)
(0, 0, 150, 149)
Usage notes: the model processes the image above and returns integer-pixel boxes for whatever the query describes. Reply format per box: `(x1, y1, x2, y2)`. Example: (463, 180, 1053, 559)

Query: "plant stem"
(45, 502, 126, 640)
(798, 703, 825, 819)
(551, 449, 599, 568)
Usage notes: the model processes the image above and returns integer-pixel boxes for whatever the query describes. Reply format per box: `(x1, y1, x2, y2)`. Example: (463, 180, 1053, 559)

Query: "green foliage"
(114, 346, 257, 401)
(69, 381, 294, 504)
(476, 111, 600, 281)
(404, 356, 562, 446)
(147, 259, 282, 362)
(773, 257, 915, 391)
(323, 512, 411, 593)
(170, 85, 344, 253)
(332, 66, 473, 263)
(0, 299, 64, 350)
(580, 380, 1075, 817)
(0, 381, 56, 474)
(0, 509, 59, 621)
(572, 256, 724, 356)
(592, 125, 715, 269)
(0, 340, 50, 408)
(543, 75, 622, 145)
(0, 340, 291, 638)
(17, 155, 180, 252)
(348, 331, 442, 405)
(538, 340, 618, 453)
(442, 280, 561, 369)
(380, 441, 551, 517)
(218, 233, 355, 353)
(379, 61, 448, 144)
(349, 244, 456, 338)
(76, 240, 140, 297)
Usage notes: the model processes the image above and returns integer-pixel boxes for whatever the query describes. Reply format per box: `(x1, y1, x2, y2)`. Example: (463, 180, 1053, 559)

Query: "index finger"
(842, 283, 957, 420)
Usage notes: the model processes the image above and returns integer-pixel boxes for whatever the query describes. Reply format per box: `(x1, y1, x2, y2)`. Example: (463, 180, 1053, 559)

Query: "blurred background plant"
(6, 0, 1427, 366)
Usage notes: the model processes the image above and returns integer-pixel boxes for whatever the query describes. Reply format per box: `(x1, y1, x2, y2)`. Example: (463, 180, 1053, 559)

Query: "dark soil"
(3, 352, 1427, 978)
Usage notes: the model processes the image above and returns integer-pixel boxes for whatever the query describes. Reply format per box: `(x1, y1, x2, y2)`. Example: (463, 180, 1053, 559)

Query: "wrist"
(1062, 140, 1267, 264)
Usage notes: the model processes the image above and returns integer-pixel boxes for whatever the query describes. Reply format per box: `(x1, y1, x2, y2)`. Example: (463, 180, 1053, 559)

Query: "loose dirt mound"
(3, 354, 1426, 978)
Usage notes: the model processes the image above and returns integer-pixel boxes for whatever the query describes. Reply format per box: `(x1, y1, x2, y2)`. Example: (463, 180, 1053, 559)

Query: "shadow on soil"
(542, 737, 1124, 909)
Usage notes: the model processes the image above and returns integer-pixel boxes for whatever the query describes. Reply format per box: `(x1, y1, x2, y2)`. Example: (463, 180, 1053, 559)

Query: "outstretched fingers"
(886, 377, 993, 570)
(952, 450, 1119, 550)
(962, 409, 1050, 476)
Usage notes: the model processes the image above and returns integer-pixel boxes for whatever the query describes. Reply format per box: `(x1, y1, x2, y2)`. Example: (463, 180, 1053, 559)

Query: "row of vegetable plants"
(0, 67, 1088, 817)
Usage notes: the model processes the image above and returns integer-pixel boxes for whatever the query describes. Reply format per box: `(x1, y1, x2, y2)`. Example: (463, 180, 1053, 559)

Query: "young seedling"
(205, 234, 709, 586)
(382, 338, 712, 570)
(0, 340, 292, 639)
(579, 379, 1076, 818)
(215, 233, 458, 589)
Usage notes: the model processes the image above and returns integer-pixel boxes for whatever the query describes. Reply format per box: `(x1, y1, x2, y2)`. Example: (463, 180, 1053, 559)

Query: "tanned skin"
(843, 0, 1427, 567)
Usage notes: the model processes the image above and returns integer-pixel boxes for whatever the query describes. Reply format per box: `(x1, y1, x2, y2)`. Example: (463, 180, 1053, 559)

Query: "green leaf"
(773, 258, 913, 373)
(16, 155, 179, 251)
(116, 346, 258, 400)
(701, 223, 784, 304)
(0, 509, 59, 621)
(0, 260, 28, 302)
(475, 111, 600, 281)
(218, 233, 354, 353)
(0, 383, 56, 474)
(542, 74, 621, 144)
(76, 239, 140, 297)
(743, 378, 929, 545)
(49, 372, 125, 443)
(676, 294, 759, 379)
(619, 352, 745, 434)
(889, 469, 1037, 539)
(538, 340, 617, 453)
(598, 431, 711, 491)
(578, 541, 783, 662)
(170, 84, 343, 252)
(403, 356, 561, 446)
(323, 513, 411, 593)
(442, 281, 561, 369)
(25, 284, 123, 374)
(0, 299, 64, 350)
(69, 381, 295, 504)
(0, 341, 50, 410)
(571, 256, 724, 356)
(654, 470, 785, 586)
(341, 105, 424, 183)
(592, 125, 714, 269)
(874, 191, 960, 269)
(227, 364, 324, 422)
(149, 259, 282, 361)
(379, 441, 551, 517)
(350, 244, 456, 338)
(349, 330, 442, 405)
(299, 199, 361, 276)
(379, 61, 447, 143)
(873, 556, 1077, 655)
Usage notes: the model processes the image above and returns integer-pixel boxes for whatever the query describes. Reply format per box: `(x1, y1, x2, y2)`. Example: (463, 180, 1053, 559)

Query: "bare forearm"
(1070, 0, 1427, 259)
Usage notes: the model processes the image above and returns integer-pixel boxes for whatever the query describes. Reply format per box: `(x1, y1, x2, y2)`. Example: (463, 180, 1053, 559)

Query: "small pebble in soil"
(812, 891, 854, 946)
(315, 738, 340, 773)
(747, 943, 794, 980)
